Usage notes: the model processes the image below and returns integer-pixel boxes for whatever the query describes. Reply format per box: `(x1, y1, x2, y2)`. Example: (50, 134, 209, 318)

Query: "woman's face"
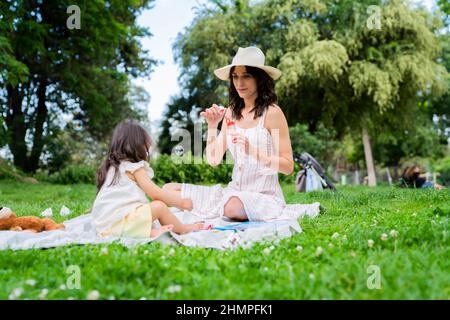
(232, 66, 258, 100)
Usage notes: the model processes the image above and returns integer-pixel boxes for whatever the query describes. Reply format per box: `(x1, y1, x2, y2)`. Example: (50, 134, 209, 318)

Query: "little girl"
(91, 120, 207, 238)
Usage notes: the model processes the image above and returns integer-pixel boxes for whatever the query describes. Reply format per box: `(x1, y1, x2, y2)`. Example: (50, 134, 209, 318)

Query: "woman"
(163, 47, 320, 221)
(400, 166, 444, 190)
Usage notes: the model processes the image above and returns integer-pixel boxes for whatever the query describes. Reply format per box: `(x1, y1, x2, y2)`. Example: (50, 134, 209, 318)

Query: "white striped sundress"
(181, 107, 320, 221)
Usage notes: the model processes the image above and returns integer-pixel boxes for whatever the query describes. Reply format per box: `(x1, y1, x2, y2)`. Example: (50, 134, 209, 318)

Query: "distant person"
(400, 166, 444, 190)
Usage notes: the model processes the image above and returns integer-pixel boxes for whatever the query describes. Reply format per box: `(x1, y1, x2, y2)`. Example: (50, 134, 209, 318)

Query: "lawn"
(0, 180, 449, 300)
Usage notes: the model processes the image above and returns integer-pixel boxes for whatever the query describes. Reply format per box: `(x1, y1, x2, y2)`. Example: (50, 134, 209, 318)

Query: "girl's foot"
(192, 223, 214, 232)
(150, 224, 173, 238)
(170, 223, 215, 235)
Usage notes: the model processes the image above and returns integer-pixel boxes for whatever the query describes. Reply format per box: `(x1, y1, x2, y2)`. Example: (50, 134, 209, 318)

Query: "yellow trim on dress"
(100, 203, 152, 239)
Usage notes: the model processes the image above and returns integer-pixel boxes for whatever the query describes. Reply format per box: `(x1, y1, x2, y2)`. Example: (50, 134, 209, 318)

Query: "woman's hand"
(229, 132, 256, 156)
(200, 104, 225, 128)
(230, 132, 276, 170)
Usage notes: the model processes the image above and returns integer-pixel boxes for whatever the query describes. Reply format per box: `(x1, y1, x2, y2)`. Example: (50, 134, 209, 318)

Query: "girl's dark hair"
(228, 65, 278, 120)
(96, 120, 152, 192)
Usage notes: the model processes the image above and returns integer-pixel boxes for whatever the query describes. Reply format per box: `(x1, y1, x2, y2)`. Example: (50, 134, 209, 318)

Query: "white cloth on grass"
(0, 204, 320, 251)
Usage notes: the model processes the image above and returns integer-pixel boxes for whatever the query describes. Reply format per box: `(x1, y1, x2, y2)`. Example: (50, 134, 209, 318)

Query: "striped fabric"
(181, 108, 320, 221)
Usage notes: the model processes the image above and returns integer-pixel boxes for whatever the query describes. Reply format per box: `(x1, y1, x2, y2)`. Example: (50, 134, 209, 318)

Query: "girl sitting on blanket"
(91, 120, 207, 239)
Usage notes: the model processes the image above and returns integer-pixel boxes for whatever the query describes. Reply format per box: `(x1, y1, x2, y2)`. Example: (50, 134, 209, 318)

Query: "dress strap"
(258, 107, 268, 128)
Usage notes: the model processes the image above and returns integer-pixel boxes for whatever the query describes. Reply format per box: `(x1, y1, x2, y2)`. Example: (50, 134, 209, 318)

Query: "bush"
(289, 123, 338, 166)
(435, 157, 450, 186)
(151, 154, 301, 186)
(33, 152, 304, 186)
(38, 165, 97, 185)
(34, 154, 232, 186)
(150, 154, 232, 185)
(0, 158, 18, 180)
(41, 125, 108, 174)
(0, 158, 38, 183)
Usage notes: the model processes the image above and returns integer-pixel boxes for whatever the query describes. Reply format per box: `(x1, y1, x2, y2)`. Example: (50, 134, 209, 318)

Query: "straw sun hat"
(213, 46, 282, 81)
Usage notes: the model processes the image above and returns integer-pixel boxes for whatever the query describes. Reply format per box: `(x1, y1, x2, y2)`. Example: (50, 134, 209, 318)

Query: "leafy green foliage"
(289, 123, 338, 166)
(350, 117, 448, 167)
(40, 124, 109, 174)
(437, 0, 450, 27)
(159, 0, 449, 172)
(425, 32, 450, 139)
(36, 165, 97, 185)
(150, 154, 233, 185)
(0, 34, 28, 87)
(32, 154, 234, 186)
(435, 157, 450, 186)
(0, 158, 22, 180)
(0, 0, 156, 172)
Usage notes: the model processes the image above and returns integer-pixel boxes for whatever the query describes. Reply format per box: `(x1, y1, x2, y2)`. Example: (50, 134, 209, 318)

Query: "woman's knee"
(224, 197, 246, 219)
(150, 200, 167, 218)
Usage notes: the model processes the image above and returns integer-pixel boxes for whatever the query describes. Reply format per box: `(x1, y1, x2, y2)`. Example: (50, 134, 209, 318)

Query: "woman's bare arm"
(204, 108, 230, 166)
(265, 105, 295, 175)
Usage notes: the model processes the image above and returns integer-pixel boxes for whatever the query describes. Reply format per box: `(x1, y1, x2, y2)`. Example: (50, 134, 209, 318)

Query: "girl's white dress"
(181, 109, 320, 221)
(91, 160, 154, 235)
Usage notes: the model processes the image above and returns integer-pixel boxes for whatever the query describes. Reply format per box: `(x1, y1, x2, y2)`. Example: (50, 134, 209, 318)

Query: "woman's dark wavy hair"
(228, 65, 278, 120)
(96, 120, 152, 192)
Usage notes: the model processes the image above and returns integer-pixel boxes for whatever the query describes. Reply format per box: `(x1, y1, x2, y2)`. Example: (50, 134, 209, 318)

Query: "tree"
(425, 0, 450, 139)
(346, 113, 447, 179)
(0, 0, 156, 172)
(161, 0, 448, 187)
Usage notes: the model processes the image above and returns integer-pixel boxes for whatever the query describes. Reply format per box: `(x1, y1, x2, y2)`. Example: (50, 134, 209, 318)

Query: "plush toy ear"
(0, 207, 13, 219)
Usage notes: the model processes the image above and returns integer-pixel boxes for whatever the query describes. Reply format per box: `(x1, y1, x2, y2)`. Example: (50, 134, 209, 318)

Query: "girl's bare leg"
(150, 224, 173, 238)
(435, 183, 445, 190)
(150, 200, 203, 234)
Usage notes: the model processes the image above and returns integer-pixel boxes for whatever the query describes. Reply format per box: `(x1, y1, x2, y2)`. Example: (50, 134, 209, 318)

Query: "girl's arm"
(131, 168, 193, 211)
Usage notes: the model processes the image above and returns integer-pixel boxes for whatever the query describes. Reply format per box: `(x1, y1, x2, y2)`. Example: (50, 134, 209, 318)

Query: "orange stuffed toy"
(0, 207, 65, 233)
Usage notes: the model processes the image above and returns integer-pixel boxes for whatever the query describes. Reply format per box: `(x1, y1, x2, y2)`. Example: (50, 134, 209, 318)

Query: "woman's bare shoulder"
(268, 104, 282, 112)
(265, 104, 287, 128)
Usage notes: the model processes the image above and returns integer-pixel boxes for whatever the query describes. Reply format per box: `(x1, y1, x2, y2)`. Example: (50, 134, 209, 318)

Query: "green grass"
(0, 180, 449, 299)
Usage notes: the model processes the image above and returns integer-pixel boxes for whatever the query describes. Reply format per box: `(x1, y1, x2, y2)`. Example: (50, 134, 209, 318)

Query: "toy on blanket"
(213, 221, 267, 231)
(0, 207, 65, 233)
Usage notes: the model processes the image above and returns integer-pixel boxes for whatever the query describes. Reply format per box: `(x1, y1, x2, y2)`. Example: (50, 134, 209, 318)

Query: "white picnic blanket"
(0, 203, 320, 251)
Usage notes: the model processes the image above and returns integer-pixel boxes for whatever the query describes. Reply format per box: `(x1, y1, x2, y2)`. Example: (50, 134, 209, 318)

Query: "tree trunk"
(27, 78, 48, 173)
(5, 84, 27, 171)
(362, 126, 377, 187)
(386, 167, 393, 186)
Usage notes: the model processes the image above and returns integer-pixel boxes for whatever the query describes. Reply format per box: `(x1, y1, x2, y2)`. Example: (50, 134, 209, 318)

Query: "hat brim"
(214, 64, 282, 81)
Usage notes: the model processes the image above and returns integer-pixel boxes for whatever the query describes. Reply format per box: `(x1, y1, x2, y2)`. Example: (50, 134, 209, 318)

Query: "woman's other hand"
(229, 132, 259, 157)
